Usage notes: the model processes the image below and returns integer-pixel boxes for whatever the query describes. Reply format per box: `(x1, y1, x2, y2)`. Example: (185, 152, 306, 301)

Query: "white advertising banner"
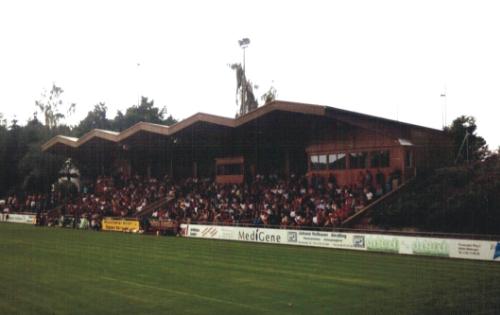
(4, 213, 37, 224)
(186, 225, 287, 245)
(184, 224, 500, 262)
(286, 230, 367, 250)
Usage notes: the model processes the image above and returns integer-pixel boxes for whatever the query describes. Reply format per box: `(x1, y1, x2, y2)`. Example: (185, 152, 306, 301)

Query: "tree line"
(370, 116, 499, 234)
(0, 85, 177, 197)
(0, 84, 495, 202)
(371, 154, 500, 234)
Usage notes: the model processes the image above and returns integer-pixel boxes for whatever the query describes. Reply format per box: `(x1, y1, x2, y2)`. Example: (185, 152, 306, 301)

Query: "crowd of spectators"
(0, 194, 50, 213)
(2, 169, 394, 230)
(1, 174, 168, 229)
(45, 174, 171, 229)
(152, 170, 387, 229)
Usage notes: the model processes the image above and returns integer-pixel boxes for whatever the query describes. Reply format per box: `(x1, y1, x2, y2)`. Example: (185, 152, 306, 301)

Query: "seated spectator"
(3, 166, 392, 231)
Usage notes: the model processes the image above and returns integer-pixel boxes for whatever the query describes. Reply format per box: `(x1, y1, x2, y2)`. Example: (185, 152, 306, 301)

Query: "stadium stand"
(3, 168, 397, 232)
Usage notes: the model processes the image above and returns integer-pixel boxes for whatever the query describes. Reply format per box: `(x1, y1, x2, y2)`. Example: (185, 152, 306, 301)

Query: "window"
(405, 150, 413, 168)
(310, 154, 327, 170)
(328, 153, 346, 170)
(217, 164, 243, 175)
(349, 152, 367, 169)
(370, 150, 390, 168)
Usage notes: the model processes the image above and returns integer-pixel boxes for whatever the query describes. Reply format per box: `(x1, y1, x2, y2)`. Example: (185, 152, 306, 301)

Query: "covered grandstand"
(42, 100, 452, 186)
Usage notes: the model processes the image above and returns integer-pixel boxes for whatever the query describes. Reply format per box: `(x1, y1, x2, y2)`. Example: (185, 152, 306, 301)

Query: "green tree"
(17, 117, 65, 193)
(111, 96, 177, 131)
(35, 84, 76, 129)
(1, 119, 25, 195)
(230, 63, 258, 117)
(73, 103, 111, 137)
(0, 115, 9, 194)
(0, 112, 71, 197)
(260, 85, 277, 105)
(372, 157, 500, 234)
(0, 112, 6, 127)
(0, 93, 178, 199)
(444, 116, 488, 163)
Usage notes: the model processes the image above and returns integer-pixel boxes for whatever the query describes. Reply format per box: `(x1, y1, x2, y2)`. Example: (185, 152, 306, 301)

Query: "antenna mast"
(440, 85, 447, 128)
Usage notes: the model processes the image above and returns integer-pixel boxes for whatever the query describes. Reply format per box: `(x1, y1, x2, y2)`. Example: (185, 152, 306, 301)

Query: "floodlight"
(238, 38, 250, 48)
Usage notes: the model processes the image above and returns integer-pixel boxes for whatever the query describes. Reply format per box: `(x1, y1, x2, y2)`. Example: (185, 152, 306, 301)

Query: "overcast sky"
(0, 0, 499, 148)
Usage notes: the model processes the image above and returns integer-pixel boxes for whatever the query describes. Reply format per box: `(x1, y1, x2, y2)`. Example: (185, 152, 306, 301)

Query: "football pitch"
(1, 223, 499, 315)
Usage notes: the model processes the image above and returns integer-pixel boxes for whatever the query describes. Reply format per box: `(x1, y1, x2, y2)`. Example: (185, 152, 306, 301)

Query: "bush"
(372, 155, 500, 234)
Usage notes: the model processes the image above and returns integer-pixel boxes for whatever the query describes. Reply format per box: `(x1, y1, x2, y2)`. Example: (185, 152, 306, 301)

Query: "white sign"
(4, 213, 37, 224)
(185, 224, 499, 262)
(187, 225, 287, 244)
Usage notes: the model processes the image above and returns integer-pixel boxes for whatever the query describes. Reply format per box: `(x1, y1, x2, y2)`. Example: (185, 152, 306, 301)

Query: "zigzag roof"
(42, 100, 442, 152)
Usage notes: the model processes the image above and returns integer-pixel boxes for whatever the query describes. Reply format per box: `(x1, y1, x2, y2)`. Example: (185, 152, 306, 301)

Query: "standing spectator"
(375, 169, 385, 187)
(364, 170, 373, 188)
(0, 200, 5, 221)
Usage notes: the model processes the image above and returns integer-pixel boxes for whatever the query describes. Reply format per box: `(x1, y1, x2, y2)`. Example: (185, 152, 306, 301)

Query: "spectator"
(3, 167, 388, 230)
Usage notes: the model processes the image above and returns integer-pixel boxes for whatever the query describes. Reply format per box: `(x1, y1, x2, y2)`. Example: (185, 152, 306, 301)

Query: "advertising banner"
(187, 225, 368, 250)
(3, 213, 37, 224)
(365, 234, 401, 254)
(448, 239, 496, 261)
(102, 218, 140, 233)
(286, 230, 367, 250)
(185, 224, 499, 262)
(187, 224, 287, 245)
(494, 243, 500, 261)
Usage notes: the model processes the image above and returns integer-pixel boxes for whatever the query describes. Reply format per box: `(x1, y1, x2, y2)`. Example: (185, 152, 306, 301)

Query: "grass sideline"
(1, 223, 499, 315)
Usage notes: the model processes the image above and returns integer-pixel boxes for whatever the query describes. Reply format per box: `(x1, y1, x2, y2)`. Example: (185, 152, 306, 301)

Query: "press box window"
(216, 164, 243, 175)
(328, 153, 346, 170)
(349, 152, 367, 169)
(405, 150, 413, 168)
(370, 150, 390, 168)
(310, 154, 327, 170)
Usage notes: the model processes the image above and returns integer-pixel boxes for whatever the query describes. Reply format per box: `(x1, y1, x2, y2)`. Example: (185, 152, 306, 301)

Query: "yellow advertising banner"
(102, 218, 140, 232)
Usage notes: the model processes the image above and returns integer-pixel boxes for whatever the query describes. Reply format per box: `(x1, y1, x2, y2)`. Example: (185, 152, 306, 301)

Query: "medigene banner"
(102, 218, 140, 233)
(186, 225, 368, 250)
(1, 213, 37, 224)
(184, 224, 499, 262)
(186, 224, 287, 244)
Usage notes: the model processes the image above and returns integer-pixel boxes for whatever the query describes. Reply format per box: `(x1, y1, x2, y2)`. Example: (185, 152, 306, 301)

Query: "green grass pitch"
(1, 223, 499, 315)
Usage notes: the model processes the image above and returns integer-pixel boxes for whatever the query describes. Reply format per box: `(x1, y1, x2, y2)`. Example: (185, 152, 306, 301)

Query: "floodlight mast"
(239, 38, 250, 115)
